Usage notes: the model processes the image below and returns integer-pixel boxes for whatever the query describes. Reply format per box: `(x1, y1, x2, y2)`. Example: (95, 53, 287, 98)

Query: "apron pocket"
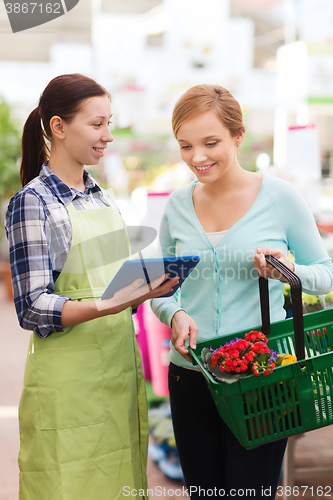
(36, 344, 105, 430)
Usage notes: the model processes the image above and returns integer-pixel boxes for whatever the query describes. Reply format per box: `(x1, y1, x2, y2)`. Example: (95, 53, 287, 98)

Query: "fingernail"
(191, 343, 196, 349)
(139, 279, 144, 285)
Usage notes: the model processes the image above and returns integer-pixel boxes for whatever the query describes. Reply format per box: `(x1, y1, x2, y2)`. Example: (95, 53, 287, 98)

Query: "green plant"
(283, 284, 330, 313)
(0, 97, 21, 249)
(0, 97, 21, 203)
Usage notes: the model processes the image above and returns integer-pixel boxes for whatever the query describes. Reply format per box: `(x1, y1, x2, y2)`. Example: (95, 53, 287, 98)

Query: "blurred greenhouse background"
(1, 0, 333, 260)
(2, 1, 333, 497)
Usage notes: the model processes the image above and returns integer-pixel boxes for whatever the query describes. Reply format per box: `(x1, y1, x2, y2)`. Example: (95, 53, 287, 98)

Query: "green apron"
(18, 200, 149, 500)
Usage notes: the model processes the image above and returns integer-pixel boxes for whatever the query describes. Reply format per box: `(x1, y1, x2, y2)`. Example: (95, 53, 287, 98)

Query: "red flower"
(207, 329, 279, 380)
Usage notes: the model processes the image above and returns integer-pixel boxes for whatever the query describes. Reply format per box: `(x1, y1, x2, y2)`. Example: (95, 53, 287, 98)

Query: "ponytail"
(20, 107, 48, 187)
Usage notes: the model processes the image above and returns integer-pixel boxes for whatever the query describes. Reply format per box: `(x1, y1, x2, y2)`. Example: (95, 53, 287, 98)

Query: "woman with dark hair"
(151, 84, 333, 499)
(6, 73, 177, 500)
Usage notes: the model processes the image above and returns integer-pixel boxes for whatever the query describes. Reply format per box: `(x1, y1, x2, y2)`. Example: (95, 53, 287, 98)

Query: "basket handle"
(259, 255, 305, 360)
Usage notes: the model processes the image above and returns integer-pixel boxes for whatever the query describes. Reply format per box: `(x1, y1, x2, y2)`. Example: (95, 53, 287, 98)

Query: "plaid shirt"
(5, 162, 119, 338)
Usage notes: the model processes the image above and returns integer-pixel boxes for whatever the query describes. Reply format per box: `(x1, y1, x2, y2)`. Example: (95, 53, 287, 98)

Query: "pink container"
(143, 302, 171, 397)
(135, 305, 152, 381)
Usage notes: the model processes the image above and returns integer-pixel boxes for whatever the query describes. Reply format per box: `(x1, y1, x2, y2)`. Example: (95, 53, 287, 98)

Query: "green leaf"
(0, 96, 21, 204)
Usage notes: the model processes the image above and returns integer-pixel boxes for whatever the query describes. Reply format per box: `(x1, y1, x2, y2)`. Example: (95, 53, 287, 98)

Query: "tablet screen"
(101, 256, 200, 300)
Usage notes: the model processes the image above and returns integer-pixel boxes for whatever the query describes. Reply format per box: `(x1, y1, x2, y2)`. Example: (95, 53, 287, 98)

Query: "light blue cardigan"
(151, 173, 333, 369)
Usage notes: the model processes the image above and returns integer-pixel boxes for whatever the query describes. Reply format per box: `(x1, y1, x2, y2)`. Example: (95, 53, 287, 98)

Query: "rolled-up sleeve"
(5, 190, 70, 338)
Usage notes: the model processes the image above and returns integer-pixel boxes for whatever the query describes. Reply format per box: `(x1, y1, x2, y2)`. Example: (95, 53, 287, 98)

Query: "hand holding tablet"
(102, 256, 200, 300)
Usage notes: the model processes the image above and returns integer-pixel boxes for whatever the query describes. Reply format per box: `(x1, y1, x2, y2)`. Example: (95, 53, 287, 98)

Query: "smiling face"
(176, 110, 244, 184)
(59, 94, 113, 168)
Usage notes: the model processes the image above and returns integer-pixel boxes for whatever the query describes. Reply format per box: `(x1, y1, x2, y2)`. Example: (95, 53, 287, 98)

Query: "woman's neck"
(48, 155, 86, 192)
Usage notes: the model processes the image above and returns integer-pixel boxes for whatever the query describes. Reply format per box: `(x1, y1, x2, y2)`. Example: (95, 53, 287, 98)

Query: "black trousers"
(168, 362, 287, 500)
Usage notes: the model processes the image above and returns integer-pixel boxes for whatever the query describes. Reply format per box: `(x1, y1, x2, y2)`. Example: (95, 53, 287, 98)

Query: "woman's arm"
(150, 198, 199, 361)
(61, 273, 179, 328)
(5, 189, 69, 337)
(254, 179, 333, 293)
(6, 189, 179, 334)
(150, 207, 187, 326)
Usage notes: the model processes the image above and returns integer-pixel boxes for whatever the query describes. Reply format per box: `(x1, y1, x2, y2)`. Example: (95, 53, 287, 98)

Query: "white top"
(206, 230, 228, 246)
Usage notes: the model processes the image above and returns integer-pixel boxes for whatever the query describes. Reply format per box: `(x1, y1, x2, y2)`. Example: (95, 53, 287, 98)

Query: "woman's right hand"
(102, 273, 179, 313)
(171, 310, 198, 363)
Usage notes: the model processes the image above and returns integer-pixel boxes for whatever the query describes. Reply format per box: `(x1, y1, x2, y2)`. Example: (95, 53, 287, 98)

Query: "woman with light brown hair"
(151, 84, 333, 498)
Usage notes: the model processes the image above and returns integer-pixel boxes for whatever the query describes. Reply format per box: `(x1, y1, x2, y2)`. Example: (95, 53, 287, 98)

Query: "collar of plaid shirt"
(40, 161, 102, 204)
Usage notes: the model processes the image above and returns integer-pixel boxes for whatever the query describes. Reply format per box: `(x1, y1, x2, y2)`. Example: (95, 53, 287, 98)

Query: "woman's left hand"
(253, 247, 294, 282)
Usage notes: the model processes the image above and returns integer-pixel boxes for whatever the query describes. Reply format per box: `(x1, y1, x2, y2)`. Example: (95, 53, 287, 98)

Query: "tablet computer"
(101, 255, 200, 300)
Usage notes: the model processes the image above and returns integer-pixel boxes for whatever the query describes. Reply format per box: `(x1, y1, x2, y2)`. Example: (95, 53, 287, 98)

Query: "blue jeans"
(168, 362, 287, 500)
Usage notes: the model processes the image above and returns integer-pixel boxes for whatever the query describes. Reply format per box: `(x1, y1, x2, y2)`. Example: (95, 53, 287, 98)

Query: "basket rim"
(188, 313, 333, 394)
(189, 347, 333, 396)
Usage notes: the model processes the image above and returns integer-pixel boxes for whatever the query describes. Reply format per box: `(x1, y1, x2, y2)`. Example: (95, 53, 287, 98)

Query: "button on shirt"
(5, 162, 119, 338)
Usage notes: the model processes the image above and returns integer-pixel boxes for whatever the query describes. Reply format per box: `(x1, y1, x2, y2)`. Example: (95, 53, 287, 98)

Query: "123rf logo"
(3, 0, 79, 33)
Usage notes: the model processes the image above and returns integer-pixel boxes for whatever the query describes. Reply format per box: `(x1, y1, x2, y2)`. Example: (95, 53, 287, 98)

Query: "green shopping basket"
(188, 255, 333, 449)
